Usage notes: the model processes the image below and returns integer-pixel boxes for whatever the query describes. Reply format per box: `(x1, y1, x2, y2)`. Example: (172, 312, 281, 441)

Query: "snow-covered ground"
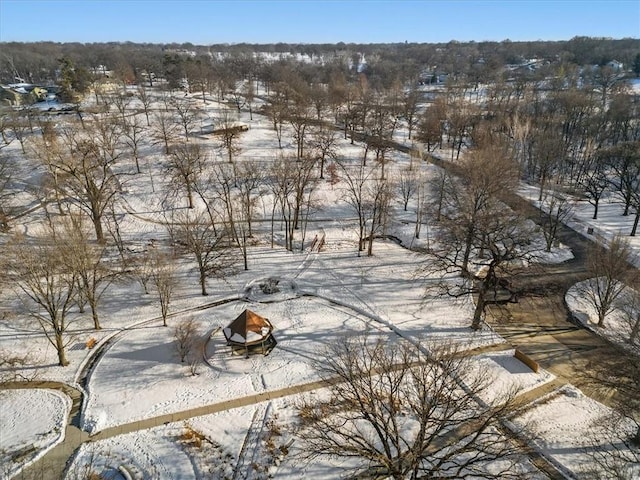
(0, 389, 70, 478)
(518, 183, 640, 263)
(514, 385, 640, 479)
(0, 86, 637, 478)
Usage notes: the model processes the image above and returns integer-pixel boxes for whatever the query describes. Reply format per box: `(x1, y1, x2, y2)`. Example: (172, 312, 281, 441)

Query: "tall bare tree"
(581, 157, 610, 220)
(170, 96, 200, 141)
(153, 108, 178, 155)
(168, 209, 233, 296)
(8, 232, 77, 367)
(426, 148, 535, 329)
(538, 191, 575, 252)
(214, 107, 244, 163)
(297, 335, 528, 479)
(166, 142, 206, 209)
(121, 113, 146, 174)
(603, 141, 640, 218)
(235, 160, 266, 238)
(578, 235, 638, 328)
(136, 85, 153, 126)
(337, 159, 392, 256)
(61, 215, 116, 330)
(150, 248, 177, 327)
(0, 152, 15, 230)
(50, 119, 122, 243)
(309, 124, 339, 179)
(436, 145, 520, 274)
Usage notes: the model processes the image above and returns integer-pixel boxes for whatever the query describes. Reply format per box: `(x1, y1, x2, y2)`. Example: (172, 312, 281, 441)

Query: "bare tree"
(170, 96, 200, 141)
(539, 191, 574, 252)
(166, 142, 206, 209)
(265, 84, 287, 149)
(416, 98, 446, 153)
(214, 107, 244, 163)
(0, 112, 14, 147)
(397, 165, 418, 212)
(174, 317, 198, 363)
(243, 79, 255, 120)
(616, 287, 640, 346)
(50, 119, 122, 243)
(0, 152, 15, 230)
(435, 145, 520, 274)
(605, 141, 640, 218)
(8, 232, 77, 366)
(337, 159, 375, 255)
(309, 124, 338, 179)
(297, 335, 528, 480)
(168, 209, 233, 296)
(403, 84, 421, 140)
(337, 158, 393, 257)
(288, 92, 313, 159)
(136, 85, 153, 126)
(61, 215, 116, 330)
(581, 158, 610, 220)
(109, 92, 131, 125)
(133, 248, 155, 295)
(235, 160, 266, 238)
(579, 235, 638, 328)
(150, 248, 177, 327)
(121, 112, 146, 174)
(269, 155, 296, 249)
(583, 409, 640, 480)
(7, 110, 29, 154)
(425, 148, 535, 329)
(530, 128, 563, 202)
(153, 108, 178, 155)
(209, 161, 241, 245)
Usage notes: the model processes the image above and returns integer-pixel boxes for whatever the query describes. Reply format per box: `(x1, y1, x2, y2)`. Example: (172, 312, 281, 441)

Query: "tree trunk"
(631, 210, 639, 236)
(55, 332, 69, 366)
(199, 268, 208, 296)
(471, 285, 485, 331)
(92, 214, 105, 244)
(593, 199, 599, 220)
(187, 184, 194, 209)
(91, 302, 101, 330)
(630, 314, 640, 344)
(462, 226, 474, 275)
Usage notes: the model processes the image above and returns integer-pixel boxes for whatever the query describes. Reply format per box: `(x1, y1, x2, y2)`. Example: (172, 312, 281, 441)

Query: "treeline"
(1, 37, 639, 88)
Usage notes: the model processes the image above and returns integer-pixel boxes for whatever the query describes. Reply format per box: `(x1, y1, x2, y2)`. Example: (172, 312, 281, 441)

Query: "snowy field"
(0, 389, 70, 478)
(0, 84, 637, 478)
(514, 385, 640, 479)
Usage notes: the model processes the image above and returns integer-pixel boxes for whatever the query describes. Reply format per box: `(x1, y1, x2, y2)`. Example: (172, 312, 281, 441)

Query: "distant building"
(606, 60, 624, 71)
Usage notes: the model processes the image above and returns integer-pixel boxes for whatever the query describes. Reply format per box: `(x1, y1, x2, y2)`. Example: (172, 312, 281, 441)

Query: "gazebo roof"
(223, 309, 274, 346)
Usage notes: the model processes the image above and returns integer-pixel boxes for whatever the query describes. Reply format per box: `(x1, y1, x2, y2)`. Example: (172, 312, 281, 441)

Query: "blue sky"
(0, 0, 638, 44)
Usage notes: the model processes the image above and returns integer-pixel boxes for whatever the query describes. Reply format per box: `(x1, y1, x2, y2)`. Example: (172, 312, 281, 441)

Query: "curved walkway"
(487, 190, 639, 412)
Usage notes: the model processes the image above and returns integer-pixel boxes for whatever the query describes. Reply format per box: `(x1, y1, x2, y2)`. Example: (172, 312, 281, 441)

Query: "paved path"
(12, 341, 566, 480)
(484, 190, 639, 413)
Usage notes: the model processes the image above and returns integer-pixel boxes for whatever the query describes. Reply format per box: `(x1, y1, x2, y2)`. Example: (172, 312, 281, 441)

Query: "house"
(606, 60, 624, 71)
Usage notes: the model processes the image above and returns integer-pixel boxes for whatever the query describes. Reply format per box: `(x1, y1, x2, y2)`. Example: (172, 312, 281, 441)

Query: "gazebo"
(223, 309, 277, 356)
